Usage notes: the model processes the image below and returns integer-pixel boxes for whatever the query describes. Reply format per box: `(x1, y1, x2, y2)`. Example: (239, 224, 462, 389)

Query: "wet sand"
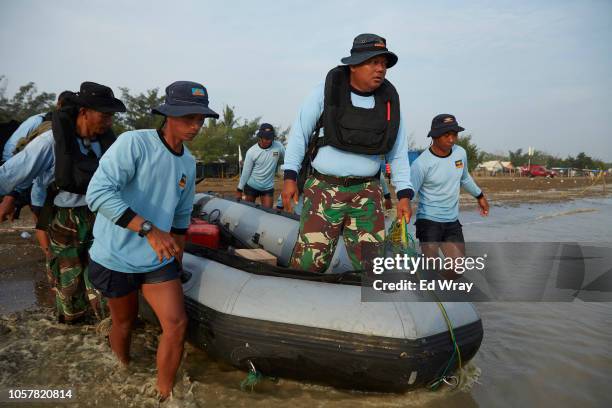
(198, 175, 611, 206)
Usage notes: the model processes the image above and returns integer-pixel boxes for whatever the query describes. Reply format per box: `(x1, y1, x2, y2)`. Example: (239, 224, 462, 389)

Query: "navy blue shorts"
(415, 219, 464, 243)
(244, 183, 274, 198)
(88, 259, 182, 298)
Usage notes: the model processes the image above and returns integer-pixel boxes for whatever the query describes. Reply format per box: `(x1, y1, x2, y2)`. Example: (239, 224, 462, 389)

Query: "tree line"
(1, 77, 609, 169)
(432, 135, 610, 172)
(0, 77, 287, 164)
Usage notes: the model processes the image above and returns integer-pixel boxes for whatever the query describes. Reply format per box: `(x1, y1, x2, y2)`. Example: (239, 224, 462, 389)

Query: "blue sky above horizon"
(1, 0, 611, 161)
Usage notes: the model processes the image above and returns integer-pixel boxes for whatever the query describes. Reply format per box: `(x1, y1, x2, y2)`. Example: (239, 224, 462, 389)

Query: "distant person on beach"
(410, 114, 489, 278)
(236, 123, 284, 208)
(86, 81, 218, 400)
(282, 33, 413, 273)
(0, 82, 125, 322)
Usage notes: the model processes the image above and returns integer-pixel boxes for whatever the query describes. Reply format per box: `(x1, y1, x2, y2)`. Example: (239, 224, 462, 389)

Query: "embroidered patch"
(179, 174, 187, 188)
(444, 117, 455, 123)
(273, 151, 279, 157)
(455, 160, 464, 168)
(192, 88, 205, 96)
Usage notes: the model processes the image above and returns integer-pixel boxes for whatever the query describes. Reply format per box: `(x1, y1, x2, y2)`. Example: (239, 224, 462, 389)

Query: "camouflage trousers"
(290, 175, 385, 273)
(47, 206, 106, 322)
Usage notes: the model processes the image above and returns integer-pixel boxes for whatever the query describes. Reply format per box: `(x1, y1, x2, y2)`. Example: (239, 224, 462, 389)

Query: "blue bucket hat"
(257, 123, 275, 139)
(428, 114, 465, 138)
(152, 81, 219, 118)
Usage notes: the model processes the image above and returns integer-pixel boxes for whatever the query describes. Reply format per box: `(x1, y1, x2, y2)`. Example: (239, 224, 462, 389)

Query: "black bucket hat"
(152, 81, 219, 118)
(72, 82, 126, 113)
(341, 33, 398, 68)
(428, 114, 465, 138)
(257, 123, 275, 139)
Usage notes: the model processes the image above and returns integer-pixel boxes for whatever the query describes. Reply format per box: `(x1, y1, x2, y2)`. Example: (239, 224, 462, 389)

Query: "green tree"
(187, 105, 261, 163)
(0, 76, 56, 122)
(112, 87, 165, 134)
(569, 152, 596, 169)
(508, 148, 525, 167)
(219, 105, 237, 150)
(455, 134, 483, 171)
(480, 151, 507, 162)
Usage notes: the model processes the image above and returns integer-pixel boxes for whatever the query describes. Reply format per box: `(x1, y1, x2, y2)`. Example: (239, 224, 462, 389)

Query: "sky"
(1, 0, 611, 160)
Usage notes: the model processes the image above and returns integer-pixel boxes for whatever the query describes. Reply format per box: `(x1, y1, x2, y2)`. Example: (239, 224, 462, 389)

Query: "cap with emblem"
(427, 114, 465, 138)
(257, 123, 275, 139)
(340, 33, 398, 68)
(152, 81, 219, 118)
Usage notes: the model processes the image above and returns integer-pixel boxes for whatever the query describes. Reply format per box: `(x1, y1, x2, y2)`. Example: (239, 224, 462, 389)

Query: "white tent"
(476, 160, 504, 174)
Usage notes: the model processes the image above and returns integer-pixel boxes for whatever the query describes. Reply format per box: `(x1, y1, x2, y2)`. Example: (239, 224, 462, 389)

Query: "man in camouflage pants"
(0, 82, 126, 322)
(46, 207, 104, 321)
(282, 34, 414, 273)
(290, 177, 386, 271)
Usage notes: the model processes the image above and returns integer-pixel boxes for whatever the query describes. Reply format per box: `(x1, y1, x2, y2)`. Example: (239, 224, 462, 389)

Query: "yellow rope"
(392, 218, 463, 385)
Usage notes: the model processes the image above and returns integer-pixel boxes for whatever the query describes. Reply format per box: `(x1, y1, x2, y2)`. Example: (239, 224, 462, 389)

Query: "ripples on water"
(0, 308, 482, 407)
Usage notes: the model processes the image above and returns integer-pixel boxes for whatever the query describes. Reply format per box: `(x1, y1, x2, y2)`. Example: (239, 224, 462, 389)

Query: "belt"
(313, 170, 379, 187)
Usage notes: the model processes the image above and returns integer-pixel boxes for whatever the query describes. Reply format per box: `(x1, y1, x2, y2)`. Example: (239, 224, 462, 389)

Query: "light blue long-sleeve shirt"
(87, 129, 196, 273)
(410, 145, 482, 222)
(0, 130, 101, 207)
(283, 83, 413, 197)
(1, 113, 48, 206)
(1, 113, 45, 161)
(238, 140, 284, 191)
(30, 179, 47, 207)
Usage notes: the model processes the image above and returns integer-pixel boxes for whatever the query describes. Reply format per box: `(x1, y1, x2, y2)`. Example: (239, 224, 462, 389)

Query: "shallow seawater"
(1, 197, 611, 407)
(0, 308, 481, 408)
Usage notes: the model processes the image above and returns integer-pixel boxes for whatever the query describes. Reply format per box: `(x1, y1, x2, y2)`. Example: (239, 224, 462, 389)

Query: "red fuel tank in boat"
(186, 219, 220, 249)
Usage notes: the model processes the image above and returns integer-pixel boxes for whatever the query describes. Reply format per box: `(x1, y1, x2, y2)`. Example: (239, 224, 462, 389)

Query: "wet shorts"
(88, 259, 182, 298)
(244, 183, 274, 198)
(415, 219, 464, 243)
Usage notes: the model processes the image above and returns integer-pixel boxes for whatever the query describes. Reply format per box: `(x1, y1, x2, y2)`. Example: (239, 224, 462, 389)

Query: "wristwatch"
(138, 220, 153, 237)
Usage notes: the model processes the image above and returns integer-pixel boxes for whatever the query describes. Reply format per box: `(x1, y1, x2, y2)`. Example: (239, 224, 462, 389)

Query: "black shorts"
(244, 183, 274, 198)
(415, 219, 465, 243)
(88, 259, 182, 298)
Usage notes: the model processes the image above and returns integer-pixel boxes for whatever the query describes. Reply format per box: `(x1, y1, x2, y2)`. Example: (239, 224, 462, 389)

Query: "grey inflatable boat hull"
(148, 194, 483, 391)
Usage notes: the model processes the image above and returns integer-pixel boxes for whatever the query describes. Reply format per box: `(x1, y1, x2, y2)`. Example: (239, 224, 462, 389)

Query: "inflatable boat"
(162, 194, 483, 391)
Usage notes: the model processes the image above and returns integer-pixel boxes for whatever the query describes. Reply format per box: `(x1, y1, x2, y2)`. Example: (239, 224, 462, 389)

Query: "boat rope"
(240, 360, 263, 391)
(386, 218, 463, 390)
(239, 359, 278, 391)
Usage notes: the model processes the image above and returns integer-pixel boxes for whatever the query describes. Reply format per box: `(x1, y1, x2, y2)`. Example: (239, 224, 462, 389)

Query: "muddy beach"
(199, 175, 610, 206)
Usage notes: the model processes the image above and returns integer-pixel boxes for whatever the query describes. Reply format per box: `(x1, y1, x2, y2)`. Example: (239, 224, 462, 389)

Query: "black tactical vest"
(317, 65, 400, 155)
(52, 107, 115, 194)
